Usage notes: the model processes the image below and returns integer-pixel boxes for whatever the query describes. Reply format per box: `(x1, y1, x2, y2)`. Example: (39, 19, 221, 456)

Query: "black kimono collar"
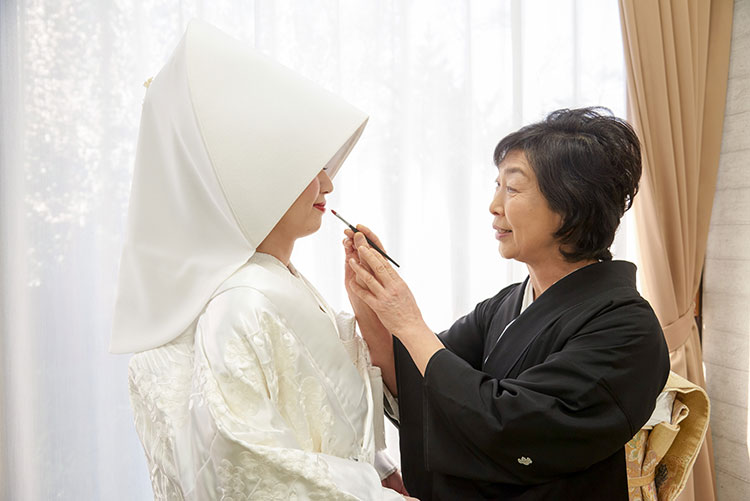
(532, 260, 636, 309)
(484, 260, 637, 376)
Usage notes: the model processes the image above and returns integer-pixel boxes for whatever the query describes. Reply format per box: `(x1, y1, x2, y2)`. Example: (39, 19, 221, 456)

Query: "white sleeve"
(189, 290, 403, 501)
(374, 450, 398, 479)
(335, 311, 401, 426)
(335, 311, 393, 446)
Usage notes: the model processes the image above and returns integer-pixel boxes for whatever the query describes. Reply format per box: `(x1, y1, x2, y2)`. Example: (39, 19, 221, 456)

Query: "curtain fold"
(618, 1, 734, 500)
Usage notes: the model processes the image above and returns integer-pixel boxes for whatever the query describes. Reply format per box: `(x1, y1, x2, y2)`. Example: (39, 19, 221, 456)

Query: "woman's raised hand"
(348, 238, 444, 375)
(346, 227, 444, 376)
(347, 232, 427, 340)
(348, 234, 444, 375)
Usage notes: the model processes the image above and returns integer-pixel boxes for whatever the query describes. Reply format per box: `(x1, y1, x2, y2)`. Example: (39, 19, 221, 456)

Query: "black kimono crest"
(394, 260, 670, 500)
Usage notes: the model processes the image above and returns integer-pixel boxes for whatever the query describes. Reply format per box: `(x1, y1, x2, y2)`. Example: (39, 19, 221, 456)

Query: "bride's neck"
(256, 231, 295, 266)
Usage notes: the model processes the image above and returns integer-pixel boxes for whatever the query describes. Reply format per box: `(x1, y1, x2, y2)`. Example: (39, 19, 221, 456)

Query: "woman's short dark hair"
(493, 107, 641, 262)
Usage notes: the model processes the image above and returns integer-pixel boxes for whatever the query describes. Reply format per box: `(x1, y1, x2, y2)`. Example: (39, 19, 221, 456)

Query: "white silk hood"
(110, 20, 368, 353)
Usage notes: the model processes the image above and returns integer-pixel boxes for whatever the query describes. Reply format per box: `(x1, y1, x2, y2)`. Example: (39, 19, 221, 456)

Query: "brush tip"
(330, 209, 338, 215)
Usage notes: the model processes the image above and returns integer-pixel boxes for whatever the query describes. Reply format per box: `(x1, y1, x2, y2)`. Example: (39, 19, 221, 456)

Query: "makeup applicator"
(331, 210, 400, 268)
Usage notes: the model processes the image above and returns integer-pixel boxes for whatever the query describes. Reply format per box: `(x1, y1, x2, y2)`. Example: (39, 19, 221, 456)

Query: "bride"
(110, 20, 408, 501)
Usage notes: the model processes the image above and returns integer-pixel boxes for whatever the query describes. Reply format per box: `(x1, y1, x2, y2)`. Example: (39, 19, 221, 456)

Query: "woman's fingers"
(348, 255, 381, 290)
(357, 245, 396, 286)
(346, 232, 386, 288)
(346, 225, 387, 255)
(352, 233, 385, 278)
(343, 237, 356, 257)
(344, 242, 369, 288)
(352, 231, 368, 249)
(355, 224, 386, 251)
(350, 233, 376, 272)
(347, 277, 379, 309)
(348, 256, 387, 297)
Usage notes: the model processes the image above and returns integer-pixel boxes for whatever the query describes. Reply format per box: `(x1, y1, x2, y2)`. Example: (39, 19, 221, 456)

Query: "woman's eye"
(506, 185, 517, 193)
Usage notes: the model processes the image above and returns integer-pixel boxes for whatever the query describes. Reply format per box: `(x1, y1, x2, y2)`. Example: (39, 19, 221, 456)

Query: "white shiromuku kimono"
(129, 253, 400, 499)
(110, 20, 399, 501)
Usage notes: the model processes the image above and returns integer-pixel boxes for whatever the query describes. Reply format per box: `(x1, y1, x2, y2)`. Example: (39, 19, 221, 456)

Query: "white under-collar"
(520, 278, 535, 314)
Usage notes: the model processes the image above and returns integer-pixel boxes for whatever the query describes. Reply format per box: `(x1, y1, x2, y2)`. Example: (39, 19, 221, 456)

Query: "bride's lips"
(313, 203, 326, 213)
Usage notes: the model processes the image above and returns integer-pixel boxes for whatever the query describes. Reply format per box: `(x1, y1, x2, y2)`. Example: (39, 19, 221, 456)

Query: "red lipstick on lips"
(313, 203, 326, 213)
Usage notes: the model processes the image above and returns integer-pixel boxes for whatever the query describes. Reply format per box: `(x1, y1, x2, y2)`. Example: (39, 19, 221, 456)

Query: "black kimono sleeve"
(396, 293, 669, 492)
(437, 285, 517, 370)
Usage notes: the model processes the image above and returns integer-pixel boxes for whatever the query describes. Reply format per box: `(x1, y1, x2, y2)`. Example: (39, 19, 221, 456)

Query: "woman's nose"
(489, 190, 504, 216)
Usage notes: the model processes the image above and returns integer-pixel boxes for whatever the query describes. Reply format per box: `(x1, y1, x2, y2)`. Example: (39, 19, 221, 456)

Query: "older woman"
(345, 108, 670, 500)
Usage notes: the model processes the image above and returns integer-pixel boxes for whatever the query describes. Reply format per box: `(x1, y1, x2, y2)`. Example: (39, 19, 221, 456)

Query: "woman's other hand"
(343, 225, 397, 393)
(382, 469, 409, 496)
(343, 225, 387, 333)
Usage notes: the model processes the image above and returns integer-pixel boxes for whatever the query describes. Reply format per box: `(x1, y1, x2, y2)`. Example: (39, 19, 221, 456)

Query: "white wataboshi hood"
(110, 20, 368, 353)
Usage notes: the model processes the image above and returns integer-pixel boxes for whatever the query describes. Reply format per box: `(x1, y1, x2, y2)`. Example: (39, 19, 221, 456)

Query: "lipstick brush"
(330, 209, 400, 268)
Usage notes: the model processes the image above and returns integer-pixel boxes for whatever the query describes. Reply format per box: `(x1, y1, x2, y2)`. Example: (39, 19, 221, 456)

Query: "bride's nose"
(319, 170, 333, 194)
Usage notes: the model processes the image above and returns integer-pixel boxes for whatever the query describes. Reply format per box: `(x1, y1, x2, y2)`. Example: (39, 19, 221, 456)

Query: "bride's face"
(273, 169, 333, 240)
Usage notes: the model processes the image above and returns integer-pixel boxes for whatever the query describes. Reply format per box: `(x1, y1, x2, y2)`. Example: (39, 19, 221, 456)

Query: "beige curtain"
(618, 1, 734, 500)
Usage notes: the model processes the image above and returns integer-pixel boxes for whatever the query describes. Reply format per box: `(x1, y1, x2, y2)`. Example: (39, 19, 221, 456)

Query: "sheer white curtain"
(0, 1, 628, 499)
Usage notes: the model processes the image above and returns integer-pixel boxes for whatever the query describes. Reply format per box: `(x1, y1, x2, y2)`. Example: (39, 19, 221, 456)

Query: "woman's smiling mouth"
(494, 226, 512, 239)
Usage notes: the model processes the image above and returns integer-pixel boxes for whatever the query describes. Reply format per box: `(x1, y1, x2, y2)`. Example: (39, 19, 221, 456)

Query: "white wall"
(703, 0, 750, 498)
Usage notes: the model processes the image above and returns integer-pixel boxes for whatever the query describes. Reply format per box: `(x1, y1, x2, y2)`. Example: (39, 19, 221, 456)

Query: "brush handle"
(363, 234, 400, 268)
(339, 213, 401, 267)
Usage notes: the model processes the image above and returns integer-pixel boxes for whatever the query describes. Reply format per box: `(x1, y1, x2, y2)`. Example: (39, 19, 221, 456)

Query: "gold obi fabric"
(625, 372, 710, 501)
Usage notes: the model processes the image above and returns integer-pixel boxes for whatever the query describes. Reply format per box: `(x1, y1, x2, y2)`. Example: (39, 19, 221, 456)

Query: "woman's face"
(489, 150, 563, 266)
(274, 169, 333, 240)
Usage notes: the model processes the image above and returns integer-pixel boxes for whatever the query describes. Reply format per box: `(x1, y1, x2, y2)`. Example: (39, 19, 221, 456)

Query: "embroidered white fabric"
(128, 257, 402, 500)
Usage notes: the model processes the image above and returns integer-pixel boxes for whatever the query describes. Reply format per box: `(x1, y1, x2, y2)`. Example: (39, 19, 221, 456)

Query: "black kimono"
(394, 260, 670, 500)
